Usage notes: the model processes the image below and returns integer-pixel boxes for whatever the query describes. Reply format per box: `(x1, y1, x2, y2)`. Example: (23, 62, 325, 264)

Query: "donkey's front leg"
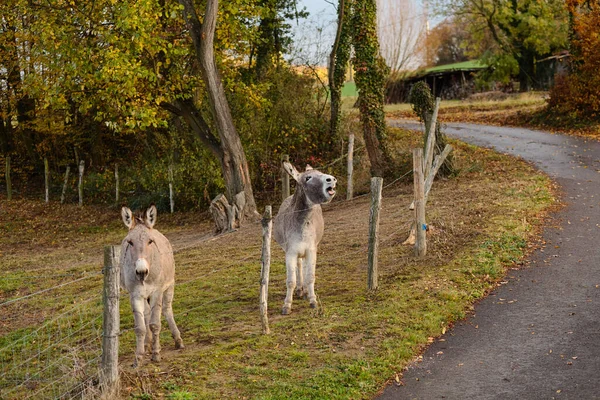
(295, 257, 306, 298)
(143, 299, 152, 353)
(282, 253, 298, 315)
(305, 248, 318, 308)
(148, 291, 163, 362)
(130, 296, 147, 368)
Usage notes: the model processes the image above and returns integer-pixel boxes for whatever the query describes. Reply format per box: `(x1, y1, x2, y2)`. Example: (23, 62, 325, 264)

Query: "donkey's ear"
(145, 204, 157, 229)
(305, 164, 314, 171)
(283, 162, 301, 182)
(121, 207, 135, 229)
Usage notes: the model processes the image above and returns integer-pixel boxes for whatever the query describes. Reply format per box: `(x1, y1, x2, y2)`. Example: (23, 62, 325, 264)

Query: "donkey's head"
(283, 162, 337, 205)
(121, 205, 159, 282)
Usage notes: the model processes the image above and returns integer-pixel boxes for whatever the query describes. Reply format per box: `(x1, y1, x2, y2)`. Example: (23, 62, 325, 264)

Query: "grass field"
(0, 127, 556, 399)
(341, 82, 358, 98)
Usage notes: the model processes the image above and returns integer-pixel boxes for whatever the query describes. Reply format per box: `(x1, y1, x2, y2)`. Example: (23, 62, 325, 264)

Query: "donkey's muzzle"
(326, 177, 337, 197)
(135, 259, 149, 281)
(136, 269, 149, 281)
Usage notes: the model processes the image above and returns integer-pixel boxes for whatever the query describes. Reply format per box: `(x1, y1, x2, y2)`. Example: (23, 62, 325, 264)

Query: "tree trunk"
(178, 0, 258, 220)
(254, 0, 279, 80)
(361, 118, 387, 177)
(517, 49, 536, 92)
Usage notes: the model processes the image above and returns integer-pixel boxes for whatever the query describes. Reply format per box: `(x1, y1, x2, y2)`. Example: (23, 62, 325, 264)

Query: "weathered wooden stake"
(413, 149, 427, 256)
(5, 156, 12, 201)
(101, 245, 121, 398)
(60, 166, 70, 204)
(168, 163, 174, 214)
(78, 160, 85, 207)
(423, 97, 441, 179)
(367, 177, 383, 290)
(44, 158, 49, 203)
(424, 144, 453, 202)
(281, 154, 290, 201)
(114, 164, 119, 205)
(346, 133, 355, 200)
(259, 206, 273, 334)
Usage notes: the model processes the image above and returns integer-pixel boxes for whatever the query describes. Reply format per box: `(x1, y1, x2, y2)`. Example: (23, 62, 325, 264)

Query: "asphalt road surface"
(379, 122, 600, 400)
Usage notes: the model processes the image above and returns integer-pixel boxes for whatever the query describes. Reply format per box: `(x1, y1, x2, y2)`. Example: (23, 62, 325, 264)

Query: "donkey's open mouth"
(327, 185, 336, 196)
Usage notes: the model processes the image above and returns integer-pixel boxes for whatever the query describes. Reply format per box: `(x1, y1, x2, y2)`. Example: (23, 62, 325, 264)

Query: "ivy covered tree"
(329, 0, 351, 139)
(329, 0, 392, 177)
(409, 81, 454, 177)
(351, 0, 391, 177)
(251, 0, 307, 81)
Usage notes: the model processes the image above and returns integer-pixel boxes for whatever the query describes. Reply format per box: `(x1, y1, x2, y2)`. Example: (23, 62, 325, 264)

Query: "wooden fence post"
(78, 160, 85, 207)
(101, 245, 120, 398)
(5, 156, 11, 201)
(169, 164, 174, 214)
(44, 158, 49, 204)
(413, 149, 427, 256)
(114, 164, 119, 205)
(60, 166, 70, 204)
(367, 177, 383, 290)
(259, 206, 273, 334)
(281, 154, 290, 201)
(346, 133, 355, 200)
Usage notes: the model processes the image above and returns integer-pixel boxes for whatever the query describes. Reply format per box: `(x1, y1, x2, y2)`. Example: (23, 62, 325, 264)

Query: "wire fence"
(0, 293, 104, 399)
(0, 163, 418, 399)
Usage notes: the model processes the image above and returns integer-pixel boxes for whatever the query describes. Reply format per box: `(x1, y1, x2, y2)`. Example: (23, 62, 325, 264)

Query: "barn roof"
(413, 60, 488, 78)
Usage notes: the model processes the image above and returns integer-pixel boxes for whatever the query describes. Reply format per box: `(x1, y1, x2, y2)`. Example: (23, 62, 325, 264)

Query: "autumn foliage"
(548, 0, 600, 121)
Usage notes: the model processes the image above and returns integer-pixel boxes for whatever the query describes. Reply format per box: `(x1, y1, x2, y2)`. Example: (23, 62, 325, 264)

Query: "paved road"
(380, 122, 600, 400)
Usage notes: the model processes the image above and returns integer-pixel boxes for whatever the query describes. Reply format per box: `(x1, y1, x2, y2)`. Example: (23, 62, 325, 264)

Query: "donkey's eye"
(305, 176, 312, 182)
(127, 240, 134, 246)
(148, 239, 154, 245)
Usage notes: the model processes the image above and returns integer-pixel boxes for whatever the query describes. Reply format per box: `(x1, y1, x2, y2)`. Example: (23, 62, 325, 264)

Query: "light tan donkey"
(120, 205, 184, 367)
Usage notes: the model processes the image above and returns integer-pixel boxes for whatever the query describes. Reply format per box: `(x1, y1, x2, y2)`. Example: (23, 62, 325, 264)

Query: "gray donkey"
(274, 163, 337, 315)
(120, 205, 184, 367)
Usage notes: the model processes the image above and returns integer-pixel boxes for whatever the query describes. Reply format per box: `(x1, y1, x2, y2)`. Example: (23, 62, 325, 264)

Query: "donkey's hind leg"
(163, 284, 184, 349)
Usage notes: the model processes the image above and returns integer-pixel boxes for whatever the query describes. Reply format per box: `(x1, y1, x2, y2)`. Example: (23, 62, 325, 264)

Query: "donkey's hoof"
(151, 353, 161, 362)
(282, 305, 292, 315)
(175, 339, 185, 350)
(309, 301, 317, 309)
